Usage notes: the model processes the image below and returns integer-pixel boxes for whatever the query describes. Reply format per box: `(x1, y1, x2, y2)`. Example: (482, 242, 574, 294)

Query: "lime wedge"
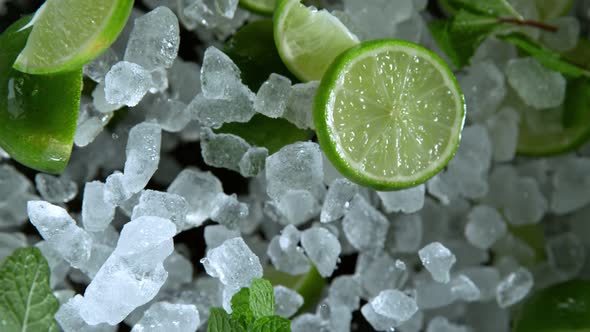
(240, 0, 277, 15)
(514, 280, 590, 332)
(273, 0, 359, 82)
(314, 39, 465, 190)
(534, 0, 573, 21)
(1, 17, 82, 174)
(13, 0, 133, 74)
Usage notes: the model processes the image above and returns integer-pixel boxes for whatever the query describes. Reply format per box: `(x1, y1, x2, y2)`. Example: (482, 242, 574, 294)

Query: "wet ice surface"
(7, 2, 590, 331)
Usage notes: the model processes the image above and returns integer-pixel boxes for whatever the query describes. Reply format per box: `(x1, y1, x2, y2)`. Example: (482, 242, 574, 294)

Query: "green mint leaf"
(208, 308, 245, 332)
(231, 288, 255, 328)
(429, 11, 500, 68)
(446, 0, 521, 18)
(0, 247, 60, 332)
(249, 278, 275, 319)
(249, 316, 291, 332)
(498, 33, 590, 78)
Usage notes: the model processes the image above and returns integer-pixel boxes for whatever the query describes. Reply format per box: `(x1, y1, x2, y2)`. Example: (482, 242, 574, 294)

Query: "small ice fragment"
(189, 93, 256, 128)
(279, 225, 301, 251)
(214, 0, 239, 18)
(131, 190, 189, 231)
(27, 201, 92, 269)
(254, 73, 291, 118)
(204, 225, 240, 250)
(201, 237, 263, 288)
(239, 147, 268, 177)
(461, 267, 501, 302)
(200, 128, 250, 172)
(274, 286, 304, 318)
(419, 242, 456, 283)
(131, 302, 199, 332)
(496, 267, 534, 308)
(267, 235, 310, 275)
(504, 176, 548, 225)
(282, 81, 318, 129)
(415, 279, 454, 309)
(124, 7, 180, 70)
(343, 0, 412, 40)
(36, 241, 70, 289)
(210, 193, 249, 229)
(546, 232, 586, 278)
(82, 181, 116, 232)
(168, 59, 201, 103)
(360, 254, 408, 298)
(506, 57, 566, 109)
(56, 295, 116, 332)
(328, 275, 361, 311)
(550, 157, 590, 214)
(301, 227, 341, 277)
(426, 316, 470, 332)
(464, 205, 507, 250)
(320, 178, 358, 223)
(458, 61, 506, 121)
(200, 46, 249, 100)
(541, 16, 580, 52)
(265, 142, 324, 201)
(386, 213, 423, 254)
(273, 190, 320, 226)
(104, 172, 133, 206)
(145, 97, 190, 133)
(371, 290, 418, 326)
(168, 169, 223, 227)
(342, 194, 389, 251)
(377, 184, 425, 214)
(291, 314, 324, 332)
(486, 107, 519, 162)
(83, 48, 119, 83)
(92, 82, 123, 113)
(123, 122, 162, 194)
(0, 232, 27, 264)
(75, 99, 113, 147)
(450, 274, 481, 302)
(105, 61, 152, 107)
(35, 173, 77, 203)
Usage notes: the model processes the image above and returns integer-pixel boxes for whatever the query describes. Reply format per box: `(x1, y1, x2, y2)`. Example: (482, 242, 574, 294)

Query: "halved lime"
(534, 0, 573, 21)
(240, 0, 276, 15)
(273, 0, 359, 82)
(314, 39, 465, 191)
(1, 17, 82, 174)
(13, 0, 133, 74)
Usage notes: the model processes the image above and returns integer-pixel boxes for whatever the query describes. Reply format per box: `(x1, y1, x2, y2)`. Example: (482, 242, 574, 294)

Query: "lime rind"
(315, 39, 465, 191)
(273, 0, 359, 82)
(239, 0, 276, 15)
(13, 0, 134, 74)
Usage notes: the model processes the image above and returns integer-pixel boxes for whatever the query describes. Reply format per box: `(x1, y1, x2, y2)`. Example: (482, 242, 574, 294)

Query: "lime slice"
(516, 78, 590, 156)
(314, 39, 465, 190)
(534, 0, 573, 21)
(273, 0, 360, 82)
(13, 0, 134, 74)
(224, 19, 298, 91)
(1, 17, 82, 174)
(264, 266, 325, 313)
(514, 280, 590, 332)
(240, 0, 277, 15)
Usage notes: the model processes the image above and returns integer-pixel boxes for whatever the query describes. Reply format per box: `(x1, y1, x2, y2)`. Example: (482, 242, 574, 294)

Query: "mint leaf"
(249, 278, 275, 319)
(446, 0, 521, 18)
(498, 33, 590, 78)
(231, 288, 254, 328)
(249, 316, 291, 332)
(0, 247, 60, 332)
(208, 308, 245, 332)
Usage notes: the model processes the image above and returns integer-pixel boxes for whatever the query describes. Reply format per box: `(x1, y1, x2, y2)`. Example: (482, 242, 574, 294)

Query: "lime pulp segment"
(274, 0, 359, 82)
(314, 40, 465, 190)
(14, 0, 133, 74)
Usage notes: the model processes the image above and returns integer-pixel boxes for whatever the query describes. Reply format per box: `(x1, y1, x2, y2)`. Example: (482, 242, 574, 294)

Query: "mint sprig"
(208, 278, 291, 332)
(0, 247, 60, 332)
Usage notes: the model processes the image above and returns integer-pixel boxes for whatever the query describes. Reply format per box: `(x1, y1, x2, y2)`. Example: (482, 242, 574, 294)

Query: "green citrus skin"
(239, 0, 276, 16)
(1, 17, 82, 174)
(314, 39, 465, 191)
(13, 0, 133, 74)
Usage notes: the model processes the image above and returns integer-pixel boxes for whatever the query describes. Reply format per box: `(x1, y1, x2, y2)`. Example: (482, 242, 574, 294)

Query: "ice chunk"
(321, 178, 358, 223)
(144, 97, 190, 133)
(190, 93, 256, 128)
(265, 142, 324, 200)
(541, 16, 580, 52)
(360, 254, 408, 297)
(123, 122, 162, 194)
(201, 237, 263, 288)
(279, 225, 301, 251)
(267, 235, 310, 275)
(131, 302, 199, 332)
(124, 7, 180, 70)
(274, 286, 303, 318)
(460, 267, 501, 302)
(472, 37, 517, 70)
(342, 194, 389, 251)
(343, 0, 412, 40)
(458, 61, 506, 121)
(386, 213, 423, 254)
(200, 46, 249, 100)
(450, 274, 481, 302)
(503, 176, 548, 225)
(362, 289, 417, 330)
(254, 73, 291, 118)
(546, 232, 586, 278)
(84, 48, 119, 83)
(162, 251, 193, 291)
(272, 190, 320, 226)
(506, 57, 566, 109)
(377, 184, 425, 214)
(104, 172, 133, 206)
(204, 225, 240, 250)
(75, 99, 113, 147)
(79, 217, 176, 325)
(92, 82, 124, 113)
(56, 295, 116, 332)
(131, 190, 189, 231)
(496, 267, 534, 308)
(35, 173, 77, 203)
(82, 181, 116, 232)
(486, 107, 519, 162)
(210, 193, 249, 229)
(28, 201, 92, 269)
(415, 279, 454, 309)
(550, 157, 590, 214)
(419, 242, 456, 283)
(36, 241, 70, 288)
(398, 310, 424, 332)
(168, 59, 201, 103)
(301, 227, 341, 277)
(426, 317, 470, 332)
(200, 128, 250, 172)
(168, 169, 223, 227)
(105, 61, 152, 107)
(214, 0, 239, 18)
(282, 81, 318, 129)
(0, 232, 27, 264)
(239, 147, 268, 177)
(291, 314, 324, 332)
(328, 275, 361, 311)
(464, 205, 507, 250)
